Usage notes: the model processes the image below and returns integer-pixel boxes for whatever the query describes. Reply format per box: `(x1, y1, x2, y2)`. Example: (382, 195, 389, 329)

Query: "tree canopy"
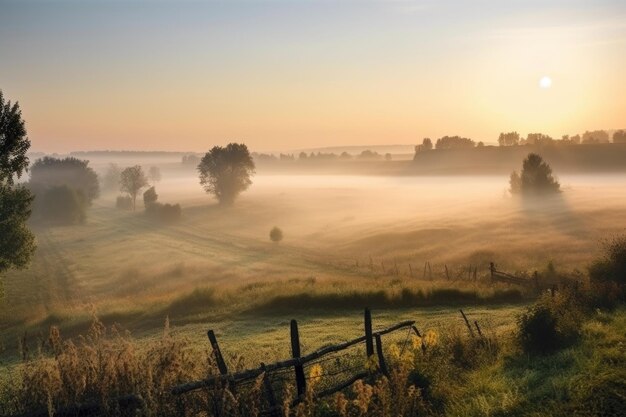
(498, 132, 520, 146)
(30, 157, 100, 204)
(510, 153, 560, 195)
(0, 90, 35, 285)
(197, 143, 255, 205)
(435, 136, 475, 150)
(0, 91, 30, 185)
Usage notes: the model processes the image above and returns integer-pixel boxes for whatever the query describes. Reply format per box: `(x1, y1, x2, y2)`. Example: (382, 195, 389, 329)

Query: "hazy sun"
(539, 76, 552, 89)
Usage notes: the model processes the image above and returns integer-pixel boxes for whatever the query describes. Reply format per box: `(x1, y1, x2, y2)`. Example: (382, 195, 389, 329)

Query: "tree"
(384, 153, 392, 161)
(39, 185, 87, 225)
(148, 166, 161, 184)
(422, 138, 433, 151)
(435, 136, 475, 150)
(197, 143, 255, 205)
(582, 130, 609, 144)
(613, 130, 626, 144)
(0, 91, 30, 185)
(524, 133, 553, 146)
(29, 157, 99, 204)
(498, 132, 520, 146)
(270, 226, 283, 243)
(120, 165, 148, 210)
(143, 186, 158, 207)
(0, 90, 35, 284)
(510, 153, 560, 195)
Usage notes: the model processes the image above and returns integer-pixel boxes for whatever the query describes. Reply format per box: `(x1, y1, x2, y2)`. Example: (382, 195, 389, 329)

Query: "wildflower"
(424, 330, 438, 348)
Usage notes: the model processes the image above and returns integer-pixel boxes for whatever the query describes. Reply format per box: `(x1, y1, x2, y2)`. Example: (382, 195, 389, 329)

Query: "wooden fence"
(171, 308, 424, 415)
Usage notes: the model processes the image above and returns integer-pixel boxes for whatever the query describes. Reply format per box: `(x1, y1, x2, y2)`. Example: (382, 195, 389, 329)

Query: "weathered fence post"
(364, 308, 374, 358)
(409, 263, 413, 278)
(394, 259, 399, 275)
(489, 262, 495, 280)
(473, 321, 483, 338)
(290, 320, 306, 398)
(428, 262, 432, 279)
(261, 363, 280, 417)
(374, 334, 389, 377)
(207, 330, 229, 376)
(423, 262, 427, 279)
(445, 264, 450, 280)
(459, 309, 475, 338)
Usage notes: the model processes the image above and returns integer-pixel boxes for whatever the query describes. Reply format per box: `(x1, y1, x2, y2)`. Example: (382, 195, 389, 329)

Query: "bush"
(145, 202, 182, 223)
(116, 195, 132, 210)
(510, 153, 560, 195)
(39, 185, 87, 225)
(143, 186, 158, 207)
(269, 226, 283, 243)
(589, 236, 626, 286)
(517, 292, 582, 354)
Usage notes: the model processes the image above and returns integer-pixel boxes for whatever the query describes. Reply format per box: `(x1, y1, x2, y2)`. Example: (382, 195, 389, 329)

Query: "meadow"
(1, 163, 626, 361)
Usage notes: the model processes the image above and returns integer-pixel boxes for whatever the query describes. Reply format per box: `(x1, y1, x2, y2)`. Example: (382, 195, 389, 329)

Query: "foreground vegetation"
(0, 288, 623, 416)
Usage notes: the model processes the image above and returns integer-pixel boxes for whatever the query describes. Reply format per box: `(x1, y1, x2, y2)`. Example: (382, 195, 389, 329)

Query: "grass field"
(1, 170, 626, 363)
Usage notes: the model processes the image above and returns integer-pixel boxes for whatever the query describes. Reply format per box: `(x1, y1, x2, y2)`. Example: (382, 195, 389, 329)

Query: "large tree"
(120, 165, 148, 211)
(0, 90, 35, 290)
(29, 157, 100, 204)
(197, 143, 255, 205)
(510, 153, 560, 195)
(498, 132, 520, 146)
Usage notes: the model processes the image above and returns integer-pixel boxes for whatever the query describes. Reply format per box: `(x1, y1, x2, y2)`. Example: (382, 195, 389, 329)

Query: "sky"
(1, 0, 625, 153)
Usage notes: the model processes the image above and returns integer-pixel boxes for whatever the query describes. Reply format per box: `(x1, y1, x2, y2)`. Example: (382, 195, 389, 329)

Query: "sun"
(539, 76, 552, 89)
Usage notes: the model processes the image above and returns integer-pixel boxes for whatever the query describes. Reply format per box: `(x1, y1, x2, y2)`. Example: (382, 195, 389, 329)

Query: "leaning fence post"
(374, 334, 389, 377)
(261, 363, 280, 417)
(207, 330, 228, 376)
(473, 321, 484, 338)
(364, 308, 374, 358)
(459, 309, 475, 338)
(290, 320, 306, 398)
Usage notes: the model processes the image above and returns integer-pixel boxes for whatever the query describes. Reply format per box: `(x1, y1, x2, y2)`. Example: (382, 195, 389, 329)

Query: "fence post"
(445, 264, 450, 280)
(473, 321, 483, 338)
(473, 266, 477, 281)
(369, 256, 373, 271)
(290, 320, 306, 398)
(394, 259, 399, 275)
(381, 261, 385, 273)
(423, 262, 427, 279)
(207, 330, 228, 376)
(459, 309, 475, 338)
(409, 263, 413, 278)
(428, 262, 432, 279)
(374, 334, 389, 377)
(489, 262, 495, 280)
(261, 363, 280, 417)
(364, 308, 374, 358)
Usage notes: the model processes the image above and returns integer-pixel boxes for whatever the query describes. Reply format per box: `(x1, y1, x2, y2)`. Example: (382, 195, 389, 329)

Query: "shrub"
(517, 292, 582, 354)
(115, 195, 132, 210)
(145, 202, 182, 223)
(589, 236, 626, 286)
(269, 226, 283, 243)
(143, 186, 158, 207)
(39, 185, 87, 225)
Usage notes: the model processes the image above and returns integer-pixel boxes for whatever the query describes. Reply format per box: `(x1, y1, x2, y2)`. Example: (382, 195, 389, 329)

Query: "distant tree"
(40, 185, 87, 224)
(182, 154, 200, 166)
(582, 130, 609, 144)
(0, 90, 35, 282)
(270, 226, 283, 243)
(570, 134, 581, 144)
(510, 153, 560, 195)
(197, 143, 255, 205)
(29, 157, 99, 205)
(384, 153, 392, 161)
(613, 130, 626, 144)
(143, 186, 158, 207)
(422, 138, 433, 151)
(339, 151, 352, 160)
(148, 166, 161, 184)
(298, 152, 308, 160)
(477, 141, 485, 147)
(435, 136, 475, 150)
(498, 132, 520, 146)
(524, 133, 553, 146)
(120, 165, 148, 211)
(101, 163, 122, 192)
(357, 150, 382, 160)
